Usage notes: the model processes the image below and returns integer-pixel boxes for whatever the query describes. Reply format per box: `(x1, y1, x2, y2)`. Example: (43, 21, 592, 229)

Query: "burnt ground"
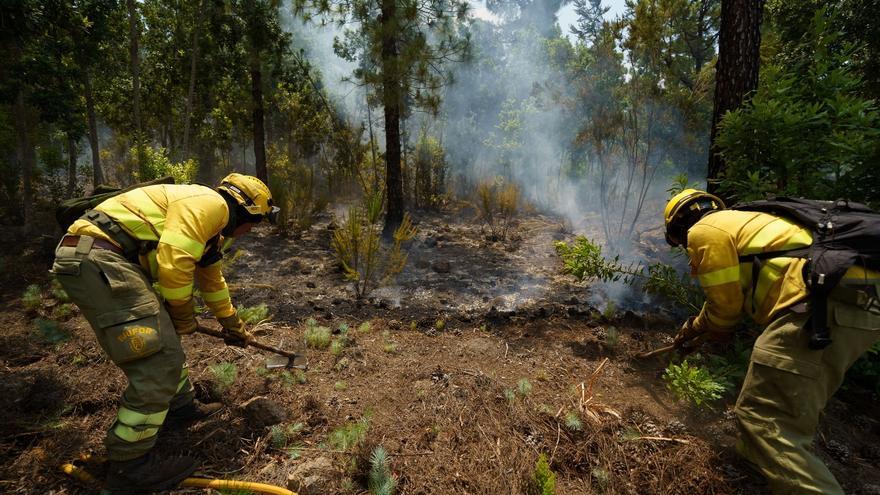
(2, 207, 880, 494)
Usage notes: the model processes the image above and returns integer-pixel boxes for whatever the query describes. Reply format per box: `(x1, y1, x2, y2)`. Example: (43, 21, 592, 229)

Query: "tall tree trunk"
(83, 72, 104, 186)
(380, 0, 404, 238)
(127, 0, 144, 179)
(250, 55, 267, 182)
(13, 90, 35, 235)
(707, 0, 763, 199)
(67, 135, 77, 197)
(182, 0, 204, 159)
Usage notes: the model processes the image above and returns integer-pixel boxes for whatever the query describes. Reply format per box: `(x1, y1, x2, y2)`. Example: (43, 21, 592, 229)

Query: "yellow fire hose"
(61, 462, 297, 495)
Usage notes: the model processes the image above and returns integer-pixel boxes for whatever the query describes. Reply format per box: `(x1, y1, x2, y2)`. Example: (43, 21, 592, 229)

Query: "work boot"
(166, 400, 223, 426)
(104, 451, 198, 494)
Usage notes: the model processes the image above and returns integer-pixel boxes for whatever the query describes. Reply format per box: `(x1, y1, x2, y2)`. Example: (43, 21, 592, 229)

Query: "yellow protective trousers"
(735, 284, 880, 494)
(52, 236, 195, 461)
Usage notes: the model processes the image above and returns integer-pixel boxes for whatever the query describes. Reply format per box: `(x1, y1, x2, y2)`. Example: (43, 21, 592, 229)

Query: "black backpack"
(56, 176, 175, 231)
(732, 197, 880, 348)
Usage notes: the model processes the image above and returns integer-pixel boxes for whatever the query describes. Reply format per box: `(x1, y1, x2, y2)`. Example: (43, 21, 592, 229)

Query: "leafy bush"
(130, 145, 197, 184)
(268, 146, 328, 233)
(716, 12, 880, 207)
(555, 236, 702, 313)
(533, 454, 556, 495)
(331, 192, 417, 298)
(22, 284, 42, 312)
(475, 176, 520, 241)
(368, 446, 398, 495)
(237, 303, 269, 325)
(209, 362, 238, 392)
(663, 359, 729, 409)
(330, 338, 347, 356)
(328, 417, 370, 451)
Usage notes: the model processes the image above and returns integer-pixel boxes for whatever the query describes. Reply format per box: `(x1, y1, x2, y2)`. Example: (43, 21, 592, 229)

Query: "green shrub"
(663, 359, 729, 409)
(533, 454, 556, 495)
(50, 278, 70, 302)
(52, 303, 76, 320)
(269, 423, 304, 449)
(504, 388, 516, 403)
(383, 342, 397, 354)
(130, 145, 197, 184)
(35, 319, 69, 344)
(368, 446, 398, 495)
(604, 326, 619, 350)
(334, 381, 347, 391)
(304, 323, 332, 349)
(434, 319, 446, 331)
(358, 322, 372, 334)
(555, 236, 703, 313)
(331, 192, 417, 298)
(22, 284, 42, 312)
(475, 176, 520, 241)
(209, 362, 238, 392)
(564, 412, 583, 431)
(328, 417, 369, 451)
(517, 378, 533, 396)
(237, 304, 269, 324)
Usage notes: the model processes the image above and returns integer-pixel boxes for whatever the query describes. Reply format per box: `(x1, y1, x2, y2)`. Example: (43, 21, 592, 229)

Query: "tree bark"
(83, 72, 104, 186)
(380, 0, 404, 238)
(183, 0, 205, 159)
(127, 0, 144, 179)
(707, 0, 763, 199)
(13, 90, 35, 234)
(67, 134, 77, 197)
(250, 56, 267, 182)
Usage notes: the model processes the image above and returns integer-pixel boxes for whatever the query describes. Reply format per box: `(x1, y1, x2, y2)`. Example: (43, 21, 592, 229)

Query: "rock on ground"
(240, 396, 288, 428)
(287, 456, 335, 495)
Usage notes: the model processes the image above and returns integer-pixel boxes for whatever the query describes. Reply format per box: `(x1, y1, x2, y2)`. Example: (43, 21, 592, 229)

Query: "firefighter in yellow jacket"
(664, 189, 880, 494)
(51, 173, 279, 493)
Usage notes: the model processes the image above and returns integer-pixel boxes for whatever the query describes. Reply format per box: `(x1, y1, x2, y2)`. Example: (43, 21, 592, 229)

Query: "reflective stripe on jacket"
(67, 184, 235, 318)
(687, 210, 880, 333)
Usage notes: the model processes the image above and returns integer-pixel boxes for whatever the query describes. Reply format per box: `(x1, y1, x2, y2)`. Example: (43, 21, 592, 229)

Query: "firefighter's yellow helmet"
(663, 188, 725, 247)
(217, 173, 279, 224)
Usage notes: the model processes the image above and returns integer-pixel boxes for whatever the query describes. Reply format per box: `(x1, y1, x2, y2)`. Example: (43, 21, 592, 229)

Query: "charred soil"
(2, 209, 879, 494)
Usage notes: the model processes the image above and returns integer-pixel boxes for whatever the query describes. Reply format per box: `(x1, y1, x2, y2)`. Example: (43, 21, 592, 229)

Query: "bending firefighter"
(664, 189, 880, 494)
(51, 174, 279, 493)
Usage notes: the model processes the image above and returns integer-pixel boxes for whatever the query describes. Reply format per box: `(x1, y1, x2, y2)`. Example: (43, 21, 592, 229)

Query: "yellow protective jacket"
(67, 184, 235, 318)
(688, 210, 880, 333)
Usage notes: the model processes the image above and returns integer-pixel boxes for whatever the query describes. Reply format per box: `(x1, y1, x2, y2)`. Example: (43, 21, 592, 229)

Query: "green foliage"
(209, 362, 238, 392)
(34, 318, 69, 344)
(330, 337, 348, 357)
(237, 304, 269, 325)
(383, 342, 398, 354)
(269, 423, 304, 449)
(555, 236, 702, 313)
(50, 278, 69, 302)
(475, 177, 521, 241)
(517, 378, 533, 397)
(410, 130, 448, 210)
(368, 446, 397, 495)
(716, 11, 880, 206)
(663, 359, 729, 409)
(358, 322, 372, 334)
(331, 194, 417, 298)
(434, 319, 446, 331)
(504, 388, 516, 403)
(602, 301, 617, 320)
(666, 173, 699, 198)
(533, 454, 556, 495)
(52, 303, 76, 320)
(334, 381, 347, 391)
(328, 416, 370, 451)
(304, 319, 332, 350)
(604, 326, 620, 350)
(268, 146, 328, 233)
(22, 284, 42, 312)
(564, 412, 583, 431)
(129, 146, 197, 184)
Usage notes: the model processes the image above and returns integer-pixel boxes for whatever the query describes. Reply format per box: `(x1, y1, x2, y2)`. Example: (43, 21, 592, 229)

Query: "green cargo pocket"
(97, 302, 163, 364)
(750, 346, 821, 379)
(51, 258, 81, 277)
(834, 303, 880, 331)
